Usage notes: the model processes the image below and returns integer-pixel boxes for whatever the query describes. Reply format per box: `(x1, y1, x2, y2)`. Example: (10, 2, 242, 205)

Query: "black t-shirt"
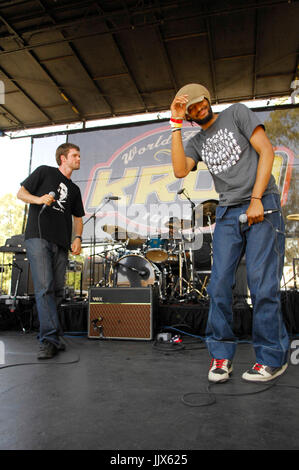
(21, 165, 85, 250)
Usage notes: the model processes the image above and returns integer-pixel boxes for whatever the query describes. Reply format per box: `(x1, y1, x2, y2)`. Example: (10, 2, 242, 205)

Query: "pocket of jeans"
(262, 193, 281, 212)
(215, 206, 229, 220)
(276, 227, 285, 257)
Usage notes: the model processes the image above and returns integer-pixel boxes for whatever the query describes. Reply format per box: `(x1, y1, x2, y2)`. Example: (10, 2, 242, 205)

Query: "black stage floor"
(1, 328, 299, 451)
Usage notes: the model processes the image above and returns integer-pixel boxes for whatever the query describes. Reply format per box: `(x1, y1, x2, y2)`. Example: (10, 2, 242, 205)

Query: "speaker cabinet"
(88, 286, 158, 340)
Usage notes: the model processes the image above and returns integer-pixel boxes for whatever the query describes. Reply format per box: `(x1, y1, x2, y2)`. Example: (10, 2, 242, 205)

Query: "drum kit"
(87, 200, 218, 303)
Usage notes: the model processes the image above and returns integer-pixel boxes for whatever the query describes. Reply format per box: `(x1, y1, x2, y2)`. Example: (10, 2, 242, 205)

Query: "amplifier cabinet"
(88, 286, 158, 340)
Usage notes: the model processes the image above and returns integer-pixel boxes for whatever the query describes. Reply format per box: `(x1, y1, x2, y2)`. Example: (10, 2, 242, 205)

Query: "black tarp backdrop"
(28, 106, 298, 246)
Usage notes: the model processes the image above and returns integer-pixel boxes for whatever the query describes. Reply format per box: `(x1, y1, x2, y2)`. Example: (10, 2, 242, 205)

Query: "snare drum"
(145, 237, 168, 264)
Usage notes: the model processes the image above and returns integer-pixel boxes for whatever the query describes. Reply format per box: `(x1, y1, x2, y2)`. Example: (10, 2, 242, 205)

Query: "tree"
(0, 194, 24, 294)
(264, 108, 299, 275)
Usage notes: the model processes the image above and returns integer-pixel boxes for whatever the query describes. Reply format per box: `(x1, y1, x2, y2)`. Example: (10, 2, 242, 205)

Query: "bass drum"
(116, 254, 156, 288)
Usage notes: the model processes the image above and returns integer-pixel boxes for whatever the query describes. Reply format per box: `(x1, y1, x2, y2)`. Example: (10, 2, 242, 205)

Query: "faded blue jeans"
(25, 238, 68, 346)
(205, 193, 289, 367)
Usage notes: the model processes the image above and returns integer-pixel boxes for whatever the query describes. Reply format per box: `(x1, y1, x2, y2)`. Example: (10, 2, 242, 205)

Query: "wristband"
(170, 117, 183, 123)
(170, 118, 183, 130)
(170, 122, 183, 130)
(74, 235, 82, 241)
(251, 197, 262, 200)
(171, 128, 182, 133)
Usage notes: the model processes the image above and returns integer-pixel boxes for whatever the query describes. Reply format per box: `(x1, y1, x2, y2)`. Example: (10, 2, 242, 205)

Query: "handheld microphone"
(239, 209, 279, 224)
(105, 196, 120, 200)
(177, 188, 185, 195)
(40, 191, 56, 213)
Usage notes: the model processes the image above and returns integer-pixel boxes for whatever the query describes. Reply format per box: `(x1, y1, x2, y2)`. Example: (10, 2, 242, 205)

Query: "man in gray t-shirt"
(170, 83, 289, 384)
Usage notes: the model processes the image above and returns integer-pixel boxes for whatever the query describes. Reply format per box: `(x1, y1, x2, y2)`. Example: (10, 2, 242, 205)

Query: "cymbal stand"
(83, 199, 110, 287)
(207, 214, 214, 264)
(182, 237, 204, 300)
(169, 241, 189, 299)
(178, 189, 198, 292)
(95, 242, 125, 287)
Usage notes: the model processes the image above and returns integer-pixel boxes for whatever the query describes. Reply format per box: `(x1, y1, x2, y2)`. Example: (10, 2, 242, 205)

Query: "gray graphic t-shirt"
(184, 103, 279, 206)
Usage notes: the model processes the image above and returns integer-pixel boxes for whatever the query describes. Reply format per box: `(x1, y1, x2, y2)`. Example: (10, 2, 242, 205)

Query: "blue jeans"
(205, 193, 289, 367)
(25, 238, 68, 346)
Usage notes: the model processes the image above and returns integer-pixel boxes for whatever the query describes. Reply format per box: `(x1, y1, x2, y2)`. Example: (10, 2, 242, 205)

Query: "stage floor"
(0, 331, 299, 451)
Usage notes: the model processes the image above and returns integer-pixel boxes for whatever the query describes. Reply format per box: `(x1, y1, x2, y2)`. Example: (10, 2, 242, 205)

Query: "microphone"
(239, 209, 279, 224)
(40, 191, 55, 213)
(177, 188, 185, 195)
(105, 196, 120, 200)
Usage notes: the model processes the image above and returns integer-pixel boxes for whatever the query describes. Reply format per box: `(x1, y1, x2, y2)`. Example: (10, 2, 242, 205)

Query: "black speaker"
(10, 253, 34, 296)
(88, 286, 158, 340)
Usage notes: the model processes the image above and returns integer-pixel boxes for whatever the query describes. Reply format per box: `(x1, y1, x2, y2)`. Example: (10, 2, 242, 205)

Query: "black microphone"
(105, 196, 120, 200)
(177, 188, 185, 195)
(40, 191, 56, 213)
(239, 209, 279, 224)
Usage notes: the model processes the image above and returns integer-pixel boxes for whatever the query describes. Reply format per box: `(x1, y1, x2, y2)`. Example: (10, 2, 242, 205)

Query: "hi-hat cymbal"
(202, 199, 219, 216)
(195, 199, 219, 226)
(287, 214, 299, 221)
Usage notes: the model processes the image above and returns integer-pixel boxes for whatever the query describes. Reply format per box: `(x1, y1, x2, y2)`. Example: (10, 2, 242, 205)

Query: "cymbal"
(164, 218, 192, 229)
(287, 214, 299, 221)
(101, 224, 127, 239)
(126, 238, 146, 249)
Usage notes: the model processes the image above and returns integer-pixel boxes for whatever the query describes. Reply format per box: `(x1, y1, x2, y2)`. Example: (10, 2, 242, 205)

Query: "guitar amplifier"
(88, 286, 158, 340)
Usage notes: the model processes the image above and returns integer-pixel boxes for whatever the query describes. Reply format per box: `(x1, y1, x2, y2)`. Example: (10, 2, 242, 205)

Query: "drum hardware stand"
(168, 241, 203, 301)
(196, 270, 211, 299)
(159, 266, 169, 301)
(83, 199, 111, 287)
(92, 242, 126, 287)
(176, 191, 204, 301)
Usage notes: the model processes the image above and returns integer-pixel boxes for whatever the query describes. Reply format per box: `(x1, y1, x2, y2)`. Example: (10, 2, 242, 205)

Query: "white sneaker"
(242, 363, 288, 382)
(208, 358, 233, 383)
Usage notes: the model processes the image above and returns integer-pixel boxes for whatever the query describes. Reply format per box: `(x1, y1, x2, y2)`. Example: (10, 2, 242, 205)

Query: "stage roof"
(0, 0, 298, 132)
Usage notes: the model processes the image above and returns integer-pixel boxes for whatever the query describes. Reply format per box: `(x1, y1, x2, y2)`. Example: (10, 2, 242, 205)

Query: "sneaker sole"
(242, 363, 288, 383)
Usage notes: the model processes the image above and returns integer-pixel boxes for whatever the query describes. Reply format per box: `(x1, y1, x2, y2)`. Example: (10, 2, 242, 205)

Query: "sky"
(0, 136, 32, 198)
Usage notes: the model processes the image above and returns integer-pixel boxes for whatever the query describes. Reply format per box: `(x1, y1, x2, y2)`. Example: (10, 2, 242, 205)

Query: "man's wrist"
(74, 235, 82, 242)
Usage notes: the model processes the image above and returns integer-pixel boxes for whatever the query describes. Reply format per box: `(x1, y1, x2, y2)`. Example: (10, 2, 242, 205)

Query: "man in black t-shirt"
(17, 143, 85, 359)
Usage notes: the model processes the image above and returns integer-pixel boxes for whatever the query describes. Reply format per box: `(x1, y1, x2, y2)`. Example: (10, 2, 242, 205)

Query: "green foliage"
(264, 108, 299, 267)
(265, 108, 299, 153)
(0, 194, 25, 294)
(0, 193, 24, 245)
